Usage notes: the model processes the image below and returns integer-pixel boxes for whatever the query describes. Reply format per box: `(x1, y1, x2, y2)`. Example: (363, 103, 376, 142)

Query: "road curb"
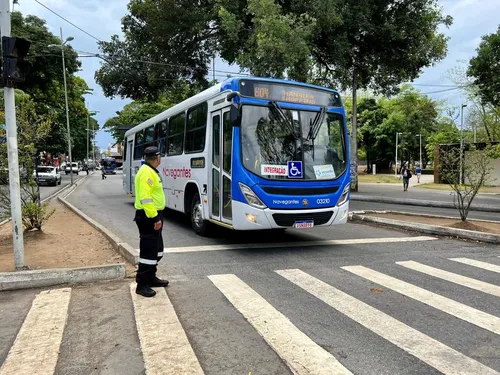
(350, 210, 500, 224)
(0, 264, 126, 291)
(350, 213, 500, 244)
(351, 194, 500, 213)
(58, 196, 139, 265)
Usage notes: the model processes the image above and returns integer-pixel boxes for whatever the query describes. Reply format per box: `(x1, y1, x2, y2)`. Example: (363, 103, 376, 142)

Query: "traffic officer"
(134, 146, 169, 297)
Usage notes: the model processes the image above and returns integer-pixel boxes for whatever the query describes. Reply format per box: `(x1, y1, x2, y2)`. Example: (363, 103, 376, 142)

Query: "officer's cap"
(144, 146, 162, 157)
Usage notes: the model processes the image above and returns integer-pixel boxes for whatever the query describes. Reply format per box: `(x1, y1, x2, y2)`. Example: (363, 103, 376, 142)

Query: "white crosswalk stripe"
(0, 288, 71, 375)
(130, 283, 204, 375)
(209, 273, 353, 375)
(397, 260, 500, 297)
(4, 256, 500, 375)
(342, 265, 500, 336)
(162, 236, 437, 254)
(451, 257, 500, 273)
(276, 269, 499, 375)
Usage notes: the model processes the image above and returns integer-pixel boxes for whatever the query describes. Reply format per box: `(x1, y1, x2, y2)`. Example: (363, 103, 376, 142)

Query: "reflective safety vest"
(134, 164, 166, 220)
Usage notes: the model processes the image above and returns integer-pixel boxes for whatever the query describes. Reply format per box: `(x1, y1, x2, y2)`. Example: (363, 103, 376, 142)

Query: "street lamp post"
(459, 104, 467, 185)
(416, 134, 423, 168)
(48, 29, 74, 185)
(395, 132, 402, 178)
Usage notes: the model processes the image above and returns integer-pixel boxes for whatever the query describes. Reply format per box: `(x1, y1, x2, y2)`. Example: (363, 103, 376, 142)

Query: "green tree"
(347, 87, 441, 171)
(95, 0, 217, 100)
(0, 91, 55, 230)
(425, 116, 460, 163)
(467, 26, 500, 108)
(448, 61, 500, 143)
(11, 11, 99, 160)
(104, 99, 173, 142)
(217, 0, 452, 189)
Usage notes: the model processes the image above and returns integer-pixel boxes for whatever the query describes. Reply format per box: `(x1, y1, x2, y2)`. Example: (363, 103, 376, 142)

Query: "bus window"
(159, 120, 168, 138)
(144, 125, 155, 146)
(123, 137, 127, 161)
(223, 111, 232, 173)
(158, 119, 168, 154)
(134, 130, 144, 160)
(185, 103, 207, 153)
(167, 112, 185, 155)
(212, 115, 220, 168)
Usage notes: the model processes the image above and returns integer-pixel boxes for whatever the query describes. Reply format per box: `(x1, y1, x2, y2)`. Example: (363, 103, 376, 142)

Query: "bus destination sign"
(239, 80, 342, 107)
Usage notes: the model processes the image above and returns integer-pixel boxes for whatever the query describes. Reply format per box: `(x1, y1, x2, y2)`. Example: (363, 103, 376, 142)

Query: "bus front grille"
(261, 186, 339, 196)
(272, 211, 334, 227)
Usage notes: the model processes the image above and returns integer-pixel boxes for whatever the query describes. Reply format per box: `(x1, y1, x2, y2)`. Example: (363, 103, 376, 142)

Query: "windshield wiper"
(269, 101, 299, 140)
(308, 107, 326, 141)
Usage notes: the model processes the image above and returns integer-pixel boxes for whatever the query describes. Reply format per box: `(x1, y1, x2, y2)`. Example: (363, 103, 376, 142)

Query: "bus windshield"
(241, 105, 347, 180)
(102, 159, 116, 169)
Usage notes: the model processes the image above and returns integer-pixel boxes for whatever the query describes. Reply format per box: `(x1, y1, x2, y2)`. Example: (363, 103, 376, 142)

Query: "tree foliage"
(0, 91, 55, 230)
(104, 99, 173, 142)
(467, 26, 500, 108)
(95, 0, 217, 100)
(95, 0, 452, 102)
(448, 61, 500, 143)
(11, 11, 99, 160)
(344, 86, 443, 171)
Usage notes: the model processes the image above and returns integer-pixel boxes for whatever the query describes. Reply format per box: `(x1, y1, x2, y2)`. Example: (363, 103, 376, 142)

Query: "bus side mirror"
(230, 104, 241, 127)
(226, 92, 240, 102)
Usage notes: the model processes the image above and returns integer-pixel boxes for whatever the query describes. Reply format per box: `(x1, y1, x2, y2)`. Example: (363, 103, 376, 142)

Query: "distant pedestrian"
(134, 146, 168, 298)
(415, 164, 422, 183)
(101, 167, 107, 180)
(84, 164, 89, 175)
(401, 162, 412, 191)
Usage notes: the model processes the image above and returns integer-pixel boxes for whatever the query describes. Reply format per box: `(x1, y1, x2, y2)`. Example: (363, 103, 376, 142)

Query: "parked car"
(34, 166, 61, 186)
(65, 162, 80, 175)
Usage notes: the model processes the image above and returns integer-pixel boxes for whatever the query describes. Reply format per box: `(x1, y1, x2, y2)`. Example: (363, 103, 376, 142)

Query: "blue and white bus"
(102, 158, 117, 174)
(123, 77, 350, 235)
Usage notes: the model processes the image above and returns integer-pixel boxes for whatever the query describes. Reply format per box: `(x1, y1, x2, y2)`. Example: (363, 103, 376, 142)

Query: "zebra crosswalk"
(2, 256, 500, 375)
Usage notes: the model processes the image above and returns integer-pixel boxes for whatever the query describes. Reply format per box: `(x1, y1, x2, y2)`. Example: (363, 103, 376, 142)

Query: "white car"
(65, 162, 80, 175)
(34, 166, 61, 186)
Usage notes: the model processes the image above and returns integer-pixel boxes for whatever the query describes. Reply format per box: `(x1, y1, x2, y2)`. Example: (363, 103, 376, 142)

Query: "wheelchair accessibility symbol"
(287, 161, 303, 179)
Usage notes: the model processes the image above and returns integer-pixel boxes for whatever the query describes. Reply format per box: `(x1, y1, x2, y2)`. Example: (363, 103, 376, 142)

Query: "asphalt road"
(2, 172, 500, 374)
(0, 173, 87, 217)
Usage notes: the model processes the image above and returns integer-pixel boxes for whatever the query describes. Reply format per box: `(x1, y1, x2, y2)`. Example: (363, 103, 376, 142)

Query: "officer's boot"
(150, 276, 169, 287)
(136, 284, 156, 297)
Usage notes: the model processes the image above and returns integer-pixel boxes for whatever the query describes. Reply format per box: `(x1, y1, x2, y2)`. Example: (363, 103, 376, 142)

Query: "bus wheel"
(191, 193, 207, 236)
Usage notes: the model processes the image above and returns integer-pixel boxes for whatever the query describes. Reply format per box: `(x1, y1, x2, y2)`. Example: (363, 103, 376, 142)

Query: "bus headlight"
(336, 185, 350, 207)
(239, 183, 267, 209)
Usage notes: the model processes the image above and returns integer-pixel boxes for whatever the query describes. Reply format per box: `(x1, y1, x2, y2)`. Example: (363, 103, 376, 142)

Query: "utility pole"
(459, 104, 467, 185)
(60, 28, 73, 186)
(1, 0, 25, 269)
(417, 134, 423, 168)
(395, 132, 402, 178)
(350, 72, 358, 191)
(86, 103, 89, 165)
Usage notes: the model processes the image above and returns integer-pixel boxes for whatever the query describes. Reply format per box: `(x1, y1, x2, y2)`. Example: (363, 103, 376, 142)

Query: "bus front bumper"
(231, 200, 349, 230)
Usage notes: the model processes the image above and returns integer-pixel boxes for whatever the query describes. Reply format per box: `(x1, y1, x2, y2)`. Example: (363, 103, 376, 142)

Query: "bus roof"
(124, 76, 341, 138)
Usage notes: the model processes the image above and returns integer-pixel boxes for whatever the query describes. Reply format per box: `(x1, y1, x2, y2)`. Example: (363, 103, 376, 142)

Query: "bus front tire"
(190, 193, 208, 236)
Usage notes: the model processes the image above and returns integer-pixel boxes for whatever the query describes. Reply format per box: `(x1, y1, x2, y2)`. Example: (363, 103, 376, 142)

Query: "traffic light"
(1, 36, 31, 87)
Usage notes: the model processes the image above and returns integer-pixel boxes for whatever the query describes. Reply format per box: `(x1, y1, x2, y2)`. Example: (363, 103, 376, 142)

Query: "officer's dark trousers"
(134, 210, 164, 285)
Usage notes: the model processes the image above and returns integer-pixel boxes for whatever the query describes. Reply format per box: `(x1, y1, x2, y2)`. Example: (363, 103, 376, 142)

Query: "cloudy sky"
(17, 0, 499, 150)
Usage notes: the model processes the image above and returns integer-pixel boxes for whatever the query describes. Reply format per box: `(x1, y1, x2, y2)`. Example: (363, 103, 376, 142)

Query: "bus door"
(126, 139, 134, 193)
(209, 108, 233, 226)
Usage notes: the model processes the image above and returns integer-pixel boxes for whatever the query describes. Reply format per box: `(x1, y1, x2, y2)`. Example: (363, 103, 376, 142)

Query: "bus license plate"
(294, 221, 314, 229)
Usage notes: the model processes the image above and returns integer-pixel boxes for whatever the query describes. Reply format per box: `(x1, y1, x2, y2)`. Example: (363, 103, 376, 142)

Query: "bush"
(22, 201, 55, 231)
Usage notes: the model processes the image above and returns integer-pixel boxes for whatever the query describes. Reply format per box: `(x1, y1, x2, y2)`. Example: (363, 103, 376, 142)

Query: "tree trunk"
(350, 71, 358, 192)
